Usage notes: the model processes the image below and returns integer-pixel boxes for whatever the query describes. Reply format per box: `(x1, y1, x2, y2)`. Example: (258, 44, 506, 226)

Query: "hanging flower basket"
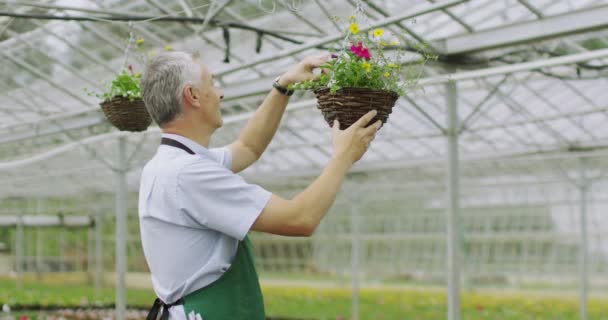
(313, 87, 399, 130)
(100, 96, 151, 132)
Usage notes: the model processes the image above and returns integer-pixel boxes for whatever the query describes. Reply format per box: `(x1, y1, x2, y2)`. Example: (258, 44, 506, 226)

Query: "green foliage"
(86, 69, 141, 101)
(289, 17, 436, 96)
(2, 276, 607, 320)
(581, 38, 608, 50)
(85, 36, 152, 102)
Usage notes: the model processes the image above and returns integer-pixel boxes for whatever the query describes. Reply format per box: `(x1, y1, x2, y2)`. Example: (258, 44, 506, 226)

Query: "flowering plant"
(92, 64, 142, 101)
(290, 16, 436, 96)
(86, 38, 166, 101)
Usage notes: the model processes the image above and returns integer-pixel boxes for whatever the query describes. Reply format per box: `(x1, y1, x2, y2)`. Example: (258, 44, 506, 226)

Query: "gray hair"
(141, 52, 201, 126)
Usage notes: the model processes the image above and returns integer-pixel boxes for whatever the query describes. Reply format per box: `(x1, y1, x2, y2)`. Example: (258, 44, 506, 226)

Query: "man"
(139, 51, 381, 320)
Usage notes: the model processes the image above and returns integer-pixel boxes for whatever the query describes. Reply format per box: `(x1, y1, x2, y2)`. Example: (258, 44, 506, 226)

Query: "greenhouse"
(1, 0, 607, 319)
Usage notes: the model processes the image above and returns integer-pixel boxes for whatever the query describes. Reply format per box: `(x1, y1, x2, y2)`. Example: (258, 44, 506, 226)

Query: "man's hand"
(332, 110, 382, 166)
(279, 53, 330, 86)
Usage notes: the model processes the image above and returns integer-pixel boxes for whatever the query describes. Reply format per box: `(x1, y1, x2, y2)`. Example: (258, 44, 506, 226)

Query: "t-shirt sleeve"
(209, 147, 232, 170)
(177, 160, 271, 240)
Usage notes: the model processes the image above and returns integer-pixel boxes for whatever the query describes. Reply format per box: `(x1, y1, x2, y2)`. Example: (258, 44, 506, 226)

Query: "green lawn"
(1, 276, 607, 319)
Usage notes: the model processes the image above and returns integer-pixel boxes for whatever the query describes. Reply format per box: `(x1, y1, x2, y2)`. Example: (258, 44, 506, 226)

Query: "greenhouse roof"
(1, 0, 608, 196)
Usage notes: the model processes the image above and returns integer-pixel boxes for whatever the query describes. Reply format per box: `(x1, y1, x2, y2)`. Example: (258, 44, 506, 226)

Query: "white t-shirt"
(138, 133, 272, 319)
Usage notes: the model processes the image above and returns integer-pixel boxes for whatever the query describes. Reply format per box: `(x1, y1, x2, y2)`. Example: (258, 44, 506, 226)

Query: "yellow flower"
(135, 38, 144, 45)
(388, 63, 398, 68)
(362, 62, 371, 72)
(391, 39, 399, 46)
(348, 15, 356, 21)
(384, 72, 390, 78)
(165, 45, 172, 51)
(373, 29, 384, 37)
(134, 72, 142, 78)
(349, 23, 360, 34)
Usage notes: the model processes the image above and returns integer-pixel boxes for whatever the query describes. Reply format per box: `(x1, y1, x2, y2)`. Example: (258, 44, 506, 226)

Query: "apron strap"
(161, 137, 195, 155)
(146, 297, 184, 320)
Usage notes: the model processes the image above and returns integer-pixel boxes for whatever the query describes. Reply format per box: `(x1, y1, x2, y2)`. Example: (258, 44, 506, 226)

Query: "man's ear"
(183, 85, 200, 108)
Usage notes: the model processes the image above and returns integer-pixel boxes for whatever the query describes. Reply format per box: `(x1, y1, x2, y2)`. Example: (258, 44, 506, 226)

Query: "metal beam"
(0, 109, 104, 144)
(3, 47, 608, 147)
(216, 0, 468, 76)
(433, 5, 608, 54)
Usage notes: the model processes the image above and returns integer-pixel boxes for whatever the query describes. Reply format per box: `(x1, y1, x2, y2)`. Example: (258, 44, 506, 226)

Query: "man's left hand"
(278, 53, 330, 86)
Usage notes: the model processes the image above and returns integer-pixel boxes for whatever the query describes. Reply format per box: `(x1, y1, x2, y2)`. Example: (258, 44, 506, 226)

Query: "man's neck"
(162, 123, 213, 148)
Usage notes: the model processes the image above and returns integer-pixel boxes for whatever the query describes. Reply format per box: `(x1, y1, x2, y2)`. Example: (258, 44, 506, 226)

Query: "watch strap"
(272, 80, 294, 96)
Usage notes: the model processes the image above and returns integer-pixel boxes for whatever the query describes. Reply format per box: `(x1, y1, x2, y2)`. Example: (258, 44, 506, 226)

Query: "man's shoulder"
(143, 147, 229, 179)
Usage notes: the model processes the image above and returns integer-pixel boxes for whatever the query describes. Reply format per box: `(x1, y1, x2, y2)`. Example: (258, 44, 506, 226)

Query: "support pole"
(446, 81, 462, 320)
(115, 136, 127, 320)
(350, 185, 361, 320)
(59, 231, 66, 272)
(95, 208, 104, 292)
(15, 214, 23, 290)
(35, 228, 42, 280)
(578, 157, 589, 320)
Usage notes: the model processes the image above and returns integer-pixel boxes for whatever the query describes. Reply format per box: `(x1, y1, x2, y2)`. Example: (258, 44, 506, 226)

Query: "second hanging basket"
(313, 87, 399, 130)
(100, 96, 152, 132)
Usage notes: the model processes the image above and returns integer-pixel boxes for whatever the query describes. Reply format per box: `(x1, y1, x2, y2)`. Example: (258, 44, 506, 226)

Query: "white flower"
(2, 304, 10, 313)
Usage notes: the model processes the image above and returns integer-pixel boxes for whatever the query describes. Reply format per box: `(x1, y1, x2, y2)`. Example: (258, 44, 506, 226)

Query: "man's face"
(195, 62, 224, 128)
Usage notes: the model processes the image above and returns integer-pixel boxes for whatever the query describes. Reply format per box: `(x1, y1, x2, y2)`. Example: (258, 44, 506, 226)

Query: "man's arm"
(228, 54, 329, 173)
(251, 110, 382, 236)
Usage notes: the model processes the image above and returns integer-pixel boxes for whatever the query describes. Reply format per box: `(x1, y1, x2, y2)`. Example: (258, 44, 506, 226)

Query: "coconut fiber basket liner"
(313, 87, 399, 130)
(100, 96, 152, 132)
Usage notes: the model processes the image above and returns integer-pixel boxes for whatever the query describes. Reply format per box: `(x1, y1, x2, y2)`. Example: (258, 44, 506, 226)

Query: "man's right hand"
(251, 109, 382, 237)
(332, 110, 382, 167)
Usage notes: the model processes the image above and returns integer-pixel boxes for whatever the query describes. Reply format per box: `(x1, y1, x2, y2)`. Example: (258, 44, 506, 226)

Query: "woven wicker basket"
(313, 87, 399, 130)
(100, 97, 152, 132)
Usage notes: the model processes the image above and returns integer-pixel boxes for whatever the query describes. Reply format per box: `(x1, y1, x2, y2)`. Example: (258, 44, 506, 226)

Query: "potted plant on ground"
(290, 16, 435, 130)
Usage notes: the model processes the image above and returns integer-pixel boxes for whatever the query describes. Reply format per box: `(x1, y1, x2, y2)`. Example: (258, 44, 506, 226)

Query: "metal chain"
(120, 22, 135, 73)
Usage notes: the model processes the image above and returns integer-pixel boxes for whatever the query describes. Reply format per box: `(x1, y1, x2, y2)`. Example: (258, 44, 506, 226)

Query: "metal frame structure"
(2, 1, 608, 320)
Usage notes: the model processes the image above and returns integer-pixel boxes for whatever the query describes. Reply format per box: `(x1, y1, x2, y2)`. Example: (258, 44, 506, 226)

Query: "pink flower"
(350, 42, 371, 60)
(128, 64, 133, 72)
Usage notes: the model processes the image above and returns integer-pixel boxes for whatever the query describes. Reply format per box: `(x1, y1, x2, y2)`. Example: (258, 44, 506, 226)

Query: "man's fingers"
(353, 110, 378, 128)
(332, 119, 341, 131)
(362, 120, 382, 136)
(362, 132, 377, 147)
(305, 53, 330, 69)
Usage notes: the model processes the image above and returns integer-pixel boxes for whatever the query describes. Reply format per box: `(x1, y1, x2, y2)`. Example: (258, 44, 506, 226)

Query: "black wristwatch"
(273, 76, 294, 96)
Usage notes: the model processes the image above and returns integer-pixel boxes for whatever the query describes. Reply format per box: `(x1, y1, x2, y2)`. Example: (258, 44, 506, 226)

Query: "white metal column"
(95, 208, 104, 293)
(15, 214, 24, 290)
(350, 185, 361, 320)
(446, 82, 462, 320)
(578, 157, 589, 320)
(115, 136, 128, 320)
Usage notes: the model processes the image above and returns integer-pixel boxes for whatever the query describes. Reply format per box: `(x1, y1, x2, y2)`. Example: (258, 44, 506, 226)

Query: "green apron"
(146, 138, 265, 320)
(182, 235, 265, 320)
